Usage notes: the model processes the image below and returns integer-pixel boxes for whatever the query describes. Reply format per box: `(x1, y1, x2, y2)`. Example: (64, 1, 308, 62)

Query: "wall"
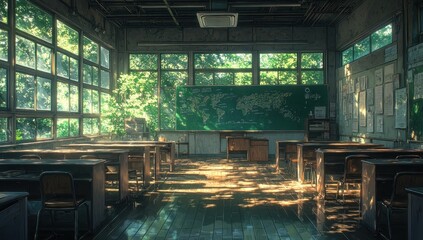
(335, 0, 405, 146)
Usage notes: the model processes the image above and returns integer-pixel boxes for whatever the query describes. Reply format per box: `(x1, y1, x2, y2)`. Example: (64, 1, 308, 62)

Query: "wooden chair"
(34, 171, 90, 240)
(395, 155, 421, 159)
(336, 154, 371, 203)
(377, 172, 423, 240)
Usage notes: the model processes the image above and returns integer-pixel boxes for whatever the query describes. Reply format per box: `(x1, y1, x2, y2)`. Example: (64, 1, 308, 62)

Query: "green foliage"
(103, 74, 158, 138)
(0, 68, 6, 108)
(0, 118, 7, 142)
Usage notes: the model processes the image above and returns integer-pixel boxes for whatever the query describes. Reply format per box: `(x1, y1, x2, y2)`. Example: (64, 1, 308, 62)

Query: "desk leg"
(155, 146, 161, 180)
(143, 146, 151, 186)
(170, 142, 175, 172)
(275, 142, 280, 171)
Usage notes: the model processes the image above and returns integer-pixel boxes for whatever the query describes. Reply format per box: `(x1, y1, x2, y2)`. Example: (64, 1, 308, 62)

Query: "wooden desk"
(296, 142, 383, 183)
(361, 159, 423, 232)
(0, 159, 105, 232)
(315, 148, 423, 200)
(0, 192, 28, 240)
(275, 140, 304, 171)
(249, 139, 269, 161)
(0, 148, 129, 202)
(227, 137, 250, 160)
(406, 187, 423, 240)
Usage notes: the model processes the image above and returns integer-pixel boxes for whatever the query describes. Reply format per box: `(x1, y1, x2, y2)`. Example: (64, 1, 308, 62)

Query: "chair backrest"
(39, 171, 77, 206)
(395, 155, 422, 159)
(20, 154, 41, 160)
(390, 172, 423, 207)
(344, 154, 371, 179)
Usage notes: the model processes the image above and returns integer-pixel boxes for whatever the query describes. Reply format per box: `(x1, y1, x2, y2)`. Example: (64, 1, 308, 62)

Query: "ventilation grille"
(197, 13, 238, 28)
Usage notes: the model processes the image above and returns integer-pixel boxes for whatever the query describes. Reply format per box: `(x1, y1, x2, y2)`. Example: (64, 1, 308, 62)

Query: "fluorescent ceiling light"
(197, 12, 238, 28)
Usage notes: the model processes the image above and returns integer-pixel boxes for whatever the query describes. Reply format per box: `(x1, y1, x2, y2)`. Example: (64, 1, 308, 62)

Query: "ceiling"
(89, 0, 364, 28)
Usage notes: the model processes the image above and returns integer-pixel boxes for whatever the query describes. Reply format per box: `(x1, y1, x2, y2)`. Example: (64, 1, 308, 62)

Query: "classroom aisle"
(94, 156, 375, 240)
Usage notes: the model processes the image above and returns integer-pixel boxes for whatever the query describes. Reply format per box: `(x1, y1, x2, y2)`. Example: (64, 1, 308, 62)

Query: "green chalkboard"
(176, 85, 328, 130)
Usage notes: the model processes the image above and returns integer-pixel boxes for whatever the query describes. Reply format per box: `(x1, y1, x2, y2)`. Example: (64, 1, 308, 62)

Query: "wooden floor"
(93, 156, 377, 240)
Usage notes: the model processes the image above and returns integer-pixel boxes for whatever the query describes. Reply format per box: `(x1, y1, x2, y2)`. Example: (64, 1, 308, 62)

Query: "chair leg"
(387, 208, 392, 240)
(34, 209, 43, 240)
(74, 209, 79, 240)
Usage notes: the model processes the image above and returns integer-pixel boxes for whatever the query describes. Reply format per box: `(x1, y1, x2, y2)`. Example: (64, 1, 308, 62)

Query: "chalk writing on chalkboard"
(176, 85, 328, 131)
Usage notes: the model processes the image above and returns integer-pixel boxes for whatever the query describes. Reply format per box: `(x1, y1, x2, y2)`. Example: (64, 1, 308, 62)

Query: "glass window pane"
(70, 57, 79, 82)
(69, 118, 79, 136)
(100, 46, 109, 68)
(161, 54, 188, 69)
(36, 77, 51, 110)
(57, 52, 69, 78)
(279, 71, 298, 84)
(83, 64, 92, 84)
(15, 0, 52, 43)
(129, 54, 158, 70)
(354, 37, 370, 59)
(301, 53, 323, 69)
(70, 85, 79, 112)
(83, 36, 98, 63)
(234, 72, 252, 85)
(83, 118, 99, 135)
(342, 47, 353, 65)
(260, 71, 278, 85)
(260, 53, 297, 69)
(0, 118, 7, 142)
(101, 70, 110, 89)
(57, 20, 79, 55)
(57, 118, 69, 138)
(302, 70, 324, 84)
(195, 72, 213, 85)
(92, 66, 99, 86)
(195, 53, 252, 69)
(101, 92, 110, 114)
(16, 36, 35, 69)
(83, 89, 91, 113)
(16, 118, 36, 141)
(37, 44, 52, 73)
(0, 68, 6, 108)
(161, 71, 187, 87)
(92, 90, 99, 113)
(37, 118, 52, 140)
(57, 82, 69, 112)
(16, 72, 34, 109)
(214, 72, 233, 85)
(0, 29, 7, 61)
(371, 24, 392, 52)
(0, 0, 7, 23)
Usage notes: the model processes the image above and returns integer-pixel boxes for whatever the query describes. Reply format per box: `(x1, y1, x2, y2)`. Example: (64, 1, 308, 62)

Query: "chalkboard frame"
(176, 85, 328, 131)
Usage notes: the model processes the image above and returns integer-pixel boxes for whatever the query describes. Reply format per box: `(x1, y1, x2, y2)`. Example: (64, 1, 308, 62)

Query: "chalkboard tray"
(176, 85, 328, 131)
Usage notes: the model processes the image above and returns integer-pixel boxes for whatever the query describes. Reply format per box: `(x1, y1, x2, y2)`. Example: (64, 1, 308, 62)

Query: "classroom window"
(57, 118, 79, 138)
(342, 47, 353, 65)
(259, 53, 298, 85)
(100, 47, 109, 69)
(57, 52, 79, 82)
(15, 35, 52, 73)
(354, 37, 370, 59)
(301, 53, 324, 85)
(130, 54, 158, 70)
(56, 20, 79, 55)
(0, 118, 8, 142)
(0, 67, 6, 108)
(83, 64, 99, 86)
(57, 82, 78, 112)
(100, 70, 110, 89)
(36, 77, 51, 110)
(15, 73, 51, 110)
(83, 118, 99, 135)
(259, 71, 297, 85)
(15, 0, 52, 43)
(83, 88, 99, 114)
(83, 36, 98, 63)
(371, 24, 392, 51)
(0, 29, 7, 61)
(0, 0, 7, 23)
(16, 118, 52, 141)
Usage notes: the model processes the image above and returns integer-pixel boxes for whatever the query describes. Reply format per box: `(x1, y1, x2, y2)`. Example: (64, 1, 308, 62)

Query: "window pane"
(37, 118, 52, 140)
(160, 71, 187, 130)
(57, 20, 79, 55)
(100, 46, 109, 68)
(302, 70, 324, 84)
(195, 72, 213, 85)
(57, 118, 69, 138)
(36, 77, 51, 110)
(83, 36, 98, 63)
(83, 118, 99, 135)
(0, 118, 7, 142)
(16, 36, 35, 69)
(278, 71, 298, 84)
(101, 70, 110, 89)
(129, 54, 157, 70)
(83, 64, 92, 84)
(371, 24, 392, 51)
(161, 54, 188, 69)
(16, 72, 34, 109)
(0, 68, 6, 108)
(234, 72, 252, 85)
(92, 66, 99, 86)
(0, 0, 7, 23)
(70, 85, 79, 112)
(15, 0, 52, 43)
(0, 29, 7, 61)
(69, 118, 79, 136)
(92, 90, 99, 113)
(260, 53, 297, 69)
(342, 47, 353, 65)
(301, 53, 323, 69)
(16, 118, 35, 141)
(37, 44, 52, 73)
(354, 37, 370, 59)
(70, 57, 79, 82)
(83, 89, 91, 113)
(260, 71, 297, 85)
(57, 82, 69, 111)
(101, 92, 110, 114)
(215, 72, 233, 85)
(101, 118, 111, 134)
(57, 52, 69, 78)
(195, 53, 252, 69)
